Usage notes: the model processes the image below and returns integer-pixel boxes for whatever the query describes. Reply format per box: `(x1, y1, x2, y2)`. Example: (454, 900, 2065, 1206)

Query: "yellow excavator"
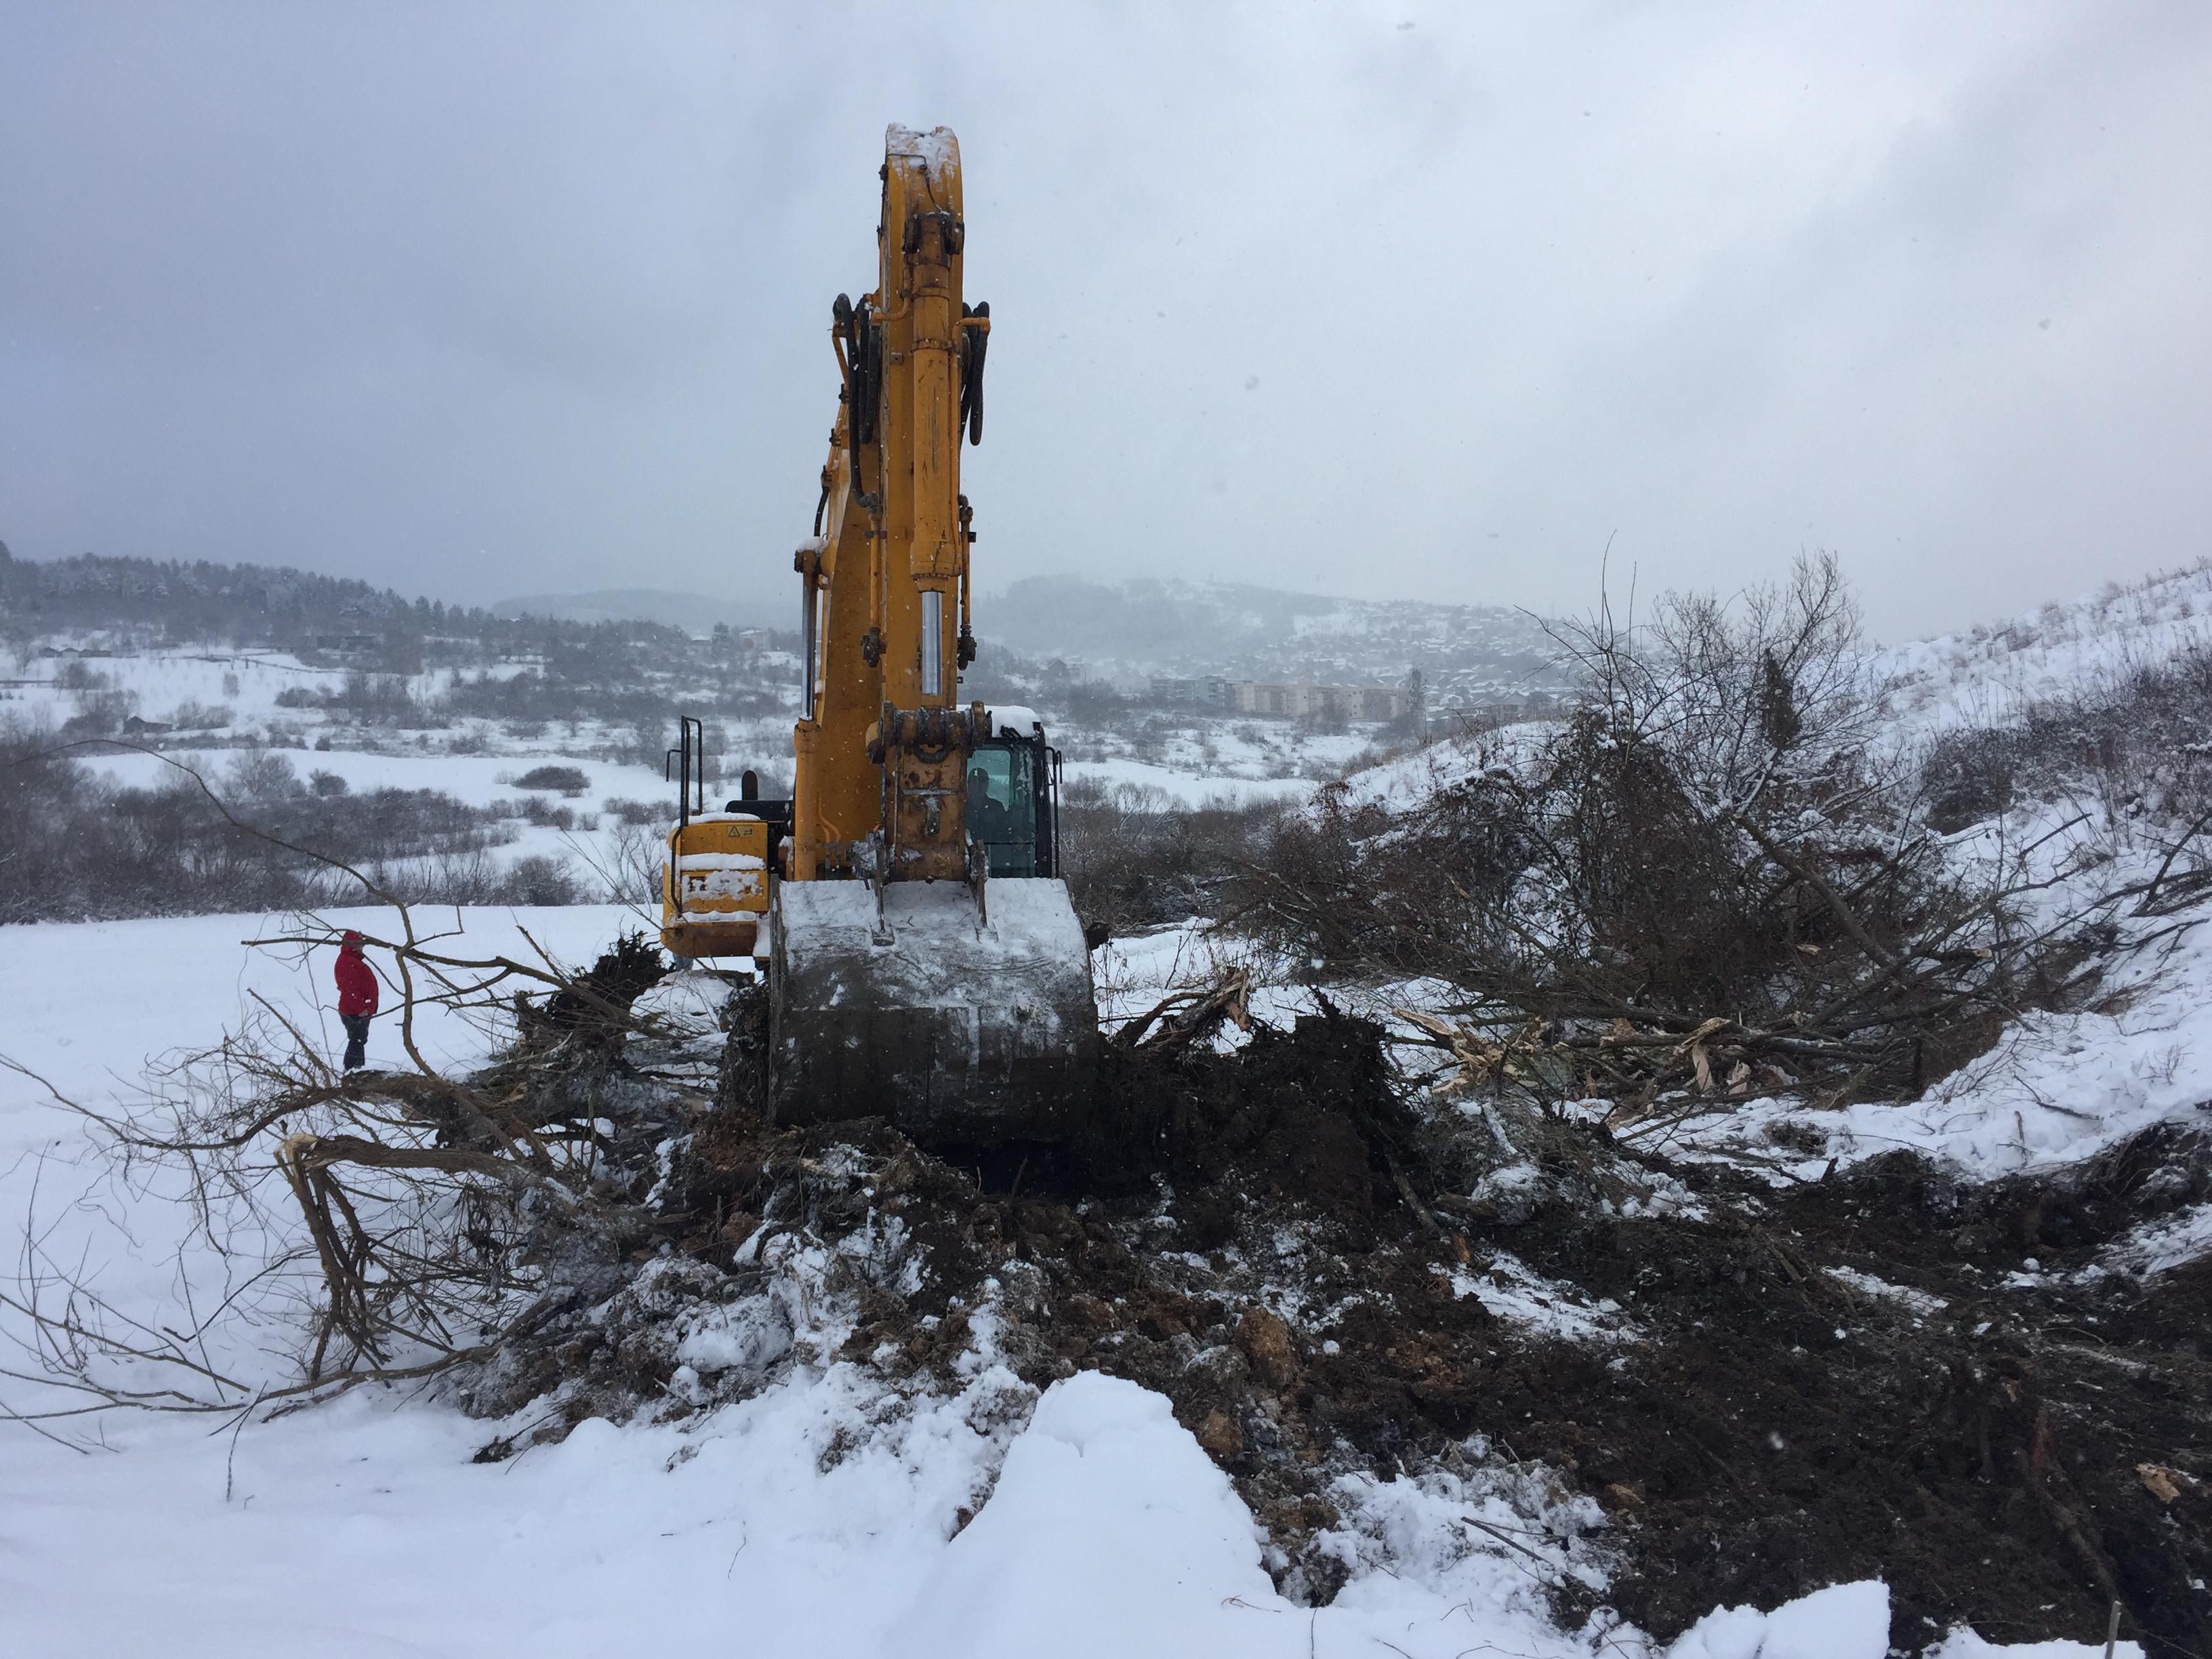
(661, 124, 1099, 1145)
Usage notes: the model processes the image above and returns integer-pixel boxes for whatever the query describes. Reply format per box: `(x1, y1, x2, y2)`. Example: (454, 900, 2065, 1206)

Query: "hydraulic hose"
(960, 301, 988, 445)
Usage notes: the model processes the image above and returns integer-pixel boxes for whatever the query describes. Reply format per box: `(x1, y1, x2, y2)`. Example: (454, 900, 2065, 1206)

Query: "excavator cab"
(964, 711, 1061, 879)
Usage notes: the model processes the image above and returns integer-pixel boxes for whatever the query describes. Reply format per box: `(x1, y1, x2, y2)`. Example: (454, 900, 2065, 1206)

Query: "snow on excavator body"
(661, 127, 1099, 1145)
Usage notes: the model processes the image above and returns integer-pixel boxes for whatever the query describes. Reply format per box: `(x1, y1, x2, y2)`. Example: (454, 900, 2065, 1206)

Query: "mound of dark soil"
(473, 998, 2212, 1654)
(1443, 1138, 2212, 1652)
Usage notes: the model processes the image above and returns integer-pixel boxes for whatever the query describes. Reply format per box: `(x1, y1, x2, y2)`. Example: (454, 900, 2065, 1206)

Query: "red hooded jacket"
(335, 937, 380, 1017)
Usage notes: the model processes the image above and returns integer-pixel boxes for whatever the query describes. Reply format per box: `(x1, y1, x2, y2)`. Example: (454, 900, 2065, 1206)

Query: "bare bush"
(62, 687, 138, 735)
(330, 671, 445, 729)
(0, 730, 592, 921)
(514, 764, 590, 795)
(380, 848, 583, 908)
(1917, 637, 2212, 842)
(1059, 778, 1290, 938)
(491, 794, 578, 830)
(226, 750, 306, 801)
(587, 820, 668, 909)
(1239, 556, 2080, 1120)
(168, 700, 234, 730)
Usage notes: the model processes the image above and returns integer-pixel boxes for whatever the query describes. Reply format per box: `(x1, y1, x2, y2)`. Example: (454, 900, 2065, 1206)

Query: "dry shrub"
(514, 764, 590, 795)
(1059, 778, 1289, 937)
(1919, 637, 2212, 838)
(1242, 555, 2056, 1111)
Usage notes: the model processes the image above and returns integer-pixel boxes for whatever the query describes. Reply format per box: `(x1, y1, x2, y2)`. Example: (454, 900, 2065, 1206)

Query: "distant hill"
(977, 575, 1569, 702)
(0, 544, 1563, 707)
(488, 575, 1569, 701)
(0, 552, 717, 675)
(0, 549, 781, 647)
(492, 588, 779, 633)
(0, 549, 463, 644)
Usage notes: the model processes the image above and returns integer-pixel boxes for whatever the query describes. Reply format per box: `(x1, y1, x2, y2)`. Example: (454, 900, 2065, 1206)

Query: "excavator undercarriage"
(661, 125, 1099, 1146)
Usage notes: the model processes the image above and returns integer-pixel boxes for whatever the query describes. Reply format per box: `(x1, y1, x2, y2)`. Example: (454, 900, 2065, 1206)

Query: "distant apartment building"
(1042, 657, 1145, 696)
(1228, 682, 1410, 722)
(1147, 675, 1231, 708)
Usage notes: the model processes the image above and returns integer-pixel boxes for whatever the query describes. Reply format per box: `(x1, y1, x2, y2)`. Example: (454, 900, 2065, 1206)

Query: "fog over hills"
(977, 575, 1569, 700)
(491, 571, 1572, 701)
(8, 547, 1559, 708)
(492, 588, 782, 633)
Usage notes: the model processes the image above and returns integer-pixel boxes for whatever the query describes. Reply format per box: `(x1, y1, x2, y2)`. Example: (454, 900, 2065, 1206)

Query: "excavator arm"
(794, 126, 985, 885)
(763, 125, 1099, 1145)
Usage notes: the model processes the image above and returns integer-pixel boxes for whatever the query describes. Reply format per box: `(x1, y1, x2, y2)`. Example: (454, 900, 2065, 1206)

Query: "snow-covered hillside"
(1327, 562, 2212, 1171)
(1873, 561, 2212, 737)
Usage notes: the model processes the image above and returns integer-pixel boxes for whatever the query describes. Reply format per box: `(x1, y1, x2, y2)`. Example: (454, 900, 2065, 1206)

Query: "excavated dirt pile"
(459, 987, 2212, 1655)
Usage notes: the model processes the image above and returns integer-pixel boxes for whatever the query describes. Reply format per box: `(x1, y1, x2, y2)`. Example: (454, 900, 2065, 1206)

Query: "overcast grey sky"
(3, 2, 2206, 641)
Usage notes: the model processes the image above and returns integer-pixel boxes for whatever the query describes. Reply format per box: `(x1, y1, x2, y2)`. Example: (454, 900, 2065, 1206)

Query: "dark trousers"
(341, 1012, 371, 1071)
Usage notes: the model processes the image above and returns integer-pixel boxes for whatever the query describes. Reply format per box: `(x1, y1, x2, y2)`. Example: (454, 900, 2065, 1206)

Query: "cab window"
(966, 744, 1036, 874)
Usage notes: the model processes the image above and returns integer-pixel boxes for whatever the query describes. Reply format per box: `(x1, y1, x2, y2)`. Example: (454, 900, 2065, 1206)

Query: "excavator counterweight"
(662, 125, 1099, 1145)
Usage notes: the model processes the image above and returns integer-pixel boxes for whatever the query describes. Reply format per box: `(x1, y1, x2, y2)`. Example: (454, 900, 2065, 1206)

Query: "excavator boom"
(757, 125, 1098, 1144)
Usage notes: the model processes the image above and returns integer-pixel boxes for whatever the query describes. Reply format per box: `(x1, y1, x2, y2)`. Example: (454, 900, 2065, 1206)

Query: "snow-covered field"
(4, 640, 1336, 901)
(0, 904, 2150, 1658)
(1063, 756, 1315, 808)
(70, 744, 677, 808)
(12, 574, 2208, 1655)
(0, 906, 636, 1148)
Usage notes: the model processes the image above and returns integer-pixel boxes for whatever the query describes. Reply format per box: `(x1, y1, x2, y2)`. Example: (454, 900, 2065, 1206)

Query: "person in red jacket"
(334, 930, 380, 1072)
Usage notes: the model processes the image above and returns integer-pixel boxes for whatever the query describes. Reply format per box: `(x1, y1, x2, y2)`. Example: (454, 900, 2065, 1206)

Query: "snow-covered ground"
(3, 644, 346, 726)
(1063, 757, 1314, 808)
(2, 906, 2116, 1658)
(70, 745, 677, 808)
(1872, 561, 2212, 737)
(13, 568, 2205, 1655)
(0, 906, 636, 1146)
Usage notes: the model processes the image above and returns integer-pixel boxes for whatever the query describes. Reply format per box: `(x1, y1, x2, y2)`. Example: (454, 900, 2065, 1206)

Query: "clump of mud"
(459, 989, 2212, 1655)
